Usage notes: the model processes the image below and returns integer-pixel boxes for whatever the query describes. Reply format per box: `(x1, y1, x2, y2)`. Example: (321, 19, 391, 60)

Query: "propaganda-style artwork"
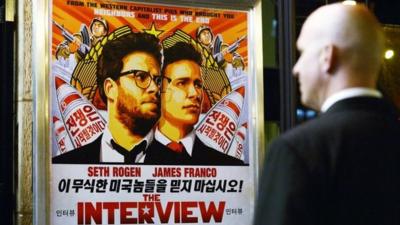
(50, 0, 254, 224)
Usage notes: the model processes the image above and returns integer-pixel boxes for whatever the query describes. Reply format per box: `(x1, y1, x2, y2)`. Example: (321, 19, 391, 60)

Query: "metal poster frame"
(32, 0, 263, 224)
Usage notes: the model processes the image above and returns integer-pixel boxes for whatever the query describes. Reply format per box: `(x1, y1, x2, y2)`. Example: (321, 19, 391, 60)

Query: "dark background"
(264, 0, 400, 123)
(0, 0, 16, 224)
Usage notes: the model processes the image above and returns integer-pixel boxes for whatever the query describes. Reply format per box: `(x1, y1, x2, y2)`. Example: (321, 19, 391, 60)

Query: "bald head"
(293, 3, 384, 110)
(303, 3, 383, 76)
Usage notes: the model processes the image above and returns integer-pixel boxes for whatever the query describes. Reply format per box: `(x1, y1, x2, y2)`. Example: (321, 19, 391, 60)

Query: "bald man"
(255, 3, 400, 225)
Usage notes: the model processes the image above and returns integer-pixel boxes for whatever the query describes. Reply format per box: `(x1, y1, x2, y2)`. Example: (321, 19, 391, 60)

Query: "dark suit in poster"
(144, 136, 243, 165)
(52, 135, 102, 164)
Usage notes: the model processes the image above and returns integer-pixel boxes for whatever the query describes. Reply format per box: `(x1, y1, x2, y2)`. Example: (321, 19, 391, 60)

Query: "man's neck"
(108, 115, 144, 151)
(158, 119, 192, 141)
(318, 70, 377, 110)
(321, 87, 381, 112)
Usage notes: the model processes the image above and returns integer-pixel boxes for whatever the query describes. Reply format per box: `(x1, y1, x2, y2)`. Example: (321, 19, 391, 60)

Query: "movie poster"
(50, 0, 253, 224)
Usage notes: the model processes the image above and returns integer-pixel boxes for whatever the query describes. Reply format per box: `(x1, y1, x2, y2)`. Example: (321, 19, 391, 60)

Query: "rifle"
(53, 20, 91, 58)
(213, 34, 247, 64)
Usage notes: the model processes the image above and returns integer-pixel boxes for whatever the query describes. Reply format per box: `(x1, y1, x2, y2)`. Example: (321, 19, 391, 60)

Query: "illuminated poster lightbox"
(47, 0, 260, 224)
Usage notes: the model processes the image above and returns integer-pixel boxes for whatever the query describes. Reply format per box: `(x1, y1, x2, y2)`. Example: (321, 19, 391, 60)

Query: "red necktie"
(167, 141, 185, 153)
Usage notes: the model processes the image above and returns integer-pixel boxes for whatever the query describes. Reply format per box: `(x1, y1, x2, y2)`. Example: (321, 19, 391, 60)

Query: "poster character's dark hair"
(97, 32, 162, 103)
(162, 42, 203, 76)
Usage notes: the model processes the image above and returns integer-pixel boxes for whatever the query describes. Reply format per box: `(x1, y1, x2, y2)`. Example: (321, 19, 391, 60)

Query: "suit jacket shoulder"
(274, 97, 400, 165)
(145, 138, 244, 165)
(144, 140, 186, 165)
(191, 137, 244, 165)
(52, 136, 101, 164)
(255, 97, 400, 225)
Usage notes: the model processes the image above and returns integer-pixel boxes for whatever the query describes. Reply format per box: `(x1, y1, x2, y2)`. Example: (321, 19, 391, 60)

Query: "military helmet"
(196, 25, 213, 40)
(89, 17, 108, 34)
(232, 52, 245, 68)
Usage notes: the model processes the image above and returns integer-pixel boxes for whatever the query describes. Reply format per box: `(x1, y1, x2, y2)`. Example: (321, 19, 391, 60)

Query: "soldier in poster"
(89, 17, 108, 47)
(144, 42, 243, 165)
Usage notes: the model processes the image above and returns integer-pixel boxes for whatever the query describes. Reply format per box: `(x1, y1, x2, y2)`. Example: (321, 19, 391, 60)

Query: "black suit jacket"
(255, 97, 400, 225)
(52, 135, 145, 164)
(52, 135, 102, 164)
(144, 136, 244, 165)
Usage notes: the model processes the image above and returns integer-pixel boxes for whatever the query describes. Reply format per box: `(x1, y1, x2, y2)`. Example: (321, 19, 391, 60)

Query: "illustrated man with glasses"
(144, 42, 242, 165)
(53, 32, 162, 164)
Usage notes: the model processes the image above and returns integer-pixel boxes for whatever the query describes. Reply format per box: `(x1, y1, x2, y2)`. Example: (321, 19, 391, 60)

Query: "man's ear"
(104, 78, 118, 102)
(320, 44, 337, 74)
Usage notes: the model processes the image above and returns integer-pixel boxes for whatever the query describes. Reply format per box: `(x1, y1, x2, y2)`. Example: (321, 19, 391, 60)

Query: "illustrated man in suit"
(144, 42, 242, 165)
(255, 3, 400, 225)
(53, 32, 162, 164)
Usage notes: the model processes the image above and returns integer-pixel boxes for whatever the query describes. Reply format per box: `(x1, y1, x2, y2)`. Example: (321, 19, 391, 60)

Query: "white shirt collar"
(321, 87, 382, 112)
(154, 127, 196, 156)
(100, 126, 154, 163)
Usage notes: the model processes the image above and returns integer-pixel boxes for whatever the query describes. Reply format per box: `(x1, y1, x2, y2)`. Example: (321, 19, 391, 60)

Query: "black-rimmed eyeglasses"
(119, 69, 162, 89)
